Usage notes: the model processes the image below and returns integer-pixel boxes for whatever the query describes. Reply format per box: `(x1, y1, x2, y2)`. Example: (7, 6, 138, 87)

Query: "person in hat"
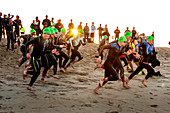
(22, 28, 50, 90)
(65, 29, 87, 69)
(94, 36, 129, 95)
(126, 36, 160, 87)
(15, 29, 36, 67)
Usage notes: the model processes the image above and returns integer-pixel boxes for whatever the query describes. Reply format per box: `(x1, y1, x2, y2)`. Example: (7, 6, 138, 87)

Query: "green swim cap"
(30, 29, 35, 34)
(43, 28, 51, 34)
(53, 28, 58, 33)
(124, 31, 132, 37)
(147, 36, 154, 41)
(48, 26, 52, 30)
(104, 35, 108, 38)
(79, 29, 84, 34)
(50, 28, 55, 34)
(61, 28, 66, 33)
(118, 36, 127, 42)
(20, 27, 25, 33)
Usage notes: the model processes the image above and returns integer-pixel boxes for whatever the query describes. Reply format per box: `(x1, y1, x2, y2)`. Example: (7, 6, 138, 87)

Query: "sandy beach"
(0, 38, 170, 113)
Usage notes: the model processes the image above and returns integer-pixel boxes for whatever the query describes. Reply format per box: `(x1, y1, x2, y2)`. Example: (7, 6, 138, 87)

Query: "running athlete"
(15, 29, 36, 67)
(94, 36, 129, 95)
(41, 27, 65, 83)
(64, 28, 75, 57)
(125, 31, 139, 72)
(54, 28, 69, 72)
(23, 28, 50, 91)
(126, 36, 160, 87)
(92, 35, 109, 60)
(65, 29, 86, 69)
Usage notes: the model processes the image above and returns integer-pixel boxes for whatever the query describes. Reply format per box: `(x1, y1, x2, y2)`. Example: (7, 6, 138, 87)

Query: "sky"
(1, 0, 170, 47)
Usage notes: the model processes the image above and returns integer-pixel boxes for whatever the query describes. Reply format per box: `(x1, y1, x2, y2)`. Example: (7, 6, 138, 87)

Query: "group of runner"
(93, 31, 162, 95)
(0, 12, 162, 94)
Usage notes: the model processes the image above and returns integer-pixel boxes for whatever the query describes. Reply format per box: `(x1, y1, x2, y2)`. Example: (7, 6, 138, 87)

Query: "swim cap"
(30, 29, 35, 34)
(20, 27, 25, 33)
(124, 31, 132, 37)
(118, 36, 127, 42)
(104, 35, 108, 38)
(53, 28, 58, 33)
(79, 29, 84, 34)
(147, 36, 154, 41)
(50, 28, 55, 34)
(43, 28, 51, 34)
(48, 26, 52, 30)
(61, 28, 66, 33)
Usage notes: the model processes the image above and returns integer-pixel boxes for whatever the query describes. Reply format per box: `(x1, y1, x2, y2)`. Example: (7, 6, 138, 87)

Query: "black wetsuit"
(99, 43, 125, 87)
(25, 36, 47, 87)
(128, 42, 157, 80)
(96, 38, 107, 60)
(41, 37, 59, 79)
(66, 35, 85, 68)
(54, 34, 69, 69)
(17, 34, 34, 67)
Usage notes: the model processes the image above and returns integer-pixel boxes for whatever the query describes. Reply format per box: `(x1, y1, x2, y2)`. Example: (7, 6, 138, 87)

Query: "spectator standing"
(97, 24, 104, 43)
(90, 22, 96, 43)
(83, 23, 89, 42)
(114, 26, 121, 40)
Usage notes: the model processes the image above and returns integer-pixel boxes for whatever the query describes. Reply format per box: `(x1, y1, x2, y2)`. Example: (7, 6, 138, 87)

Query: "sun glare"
(72, 29, 78, 36)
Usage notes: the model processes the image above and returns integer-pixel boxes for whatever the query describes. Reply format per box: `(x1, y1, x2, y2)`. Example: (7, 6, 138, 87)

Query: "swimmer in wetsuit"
(94, 36, 129, 95)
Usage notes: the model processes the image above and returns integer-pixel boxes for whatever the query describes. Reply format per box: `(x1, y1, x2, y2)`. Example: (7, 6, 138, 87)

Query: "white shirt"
(91, 25, 96, 33)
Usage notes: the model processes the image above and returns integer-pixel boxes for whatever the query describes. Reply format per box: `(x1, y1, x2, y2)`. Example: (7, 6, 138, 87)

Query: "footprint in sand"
(150, 105, 158, 108)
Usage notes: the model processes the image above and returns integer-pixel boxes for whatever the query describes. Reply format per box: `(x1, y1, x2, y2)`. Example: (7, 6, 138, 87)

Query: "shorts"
(128, 53, 139, 62)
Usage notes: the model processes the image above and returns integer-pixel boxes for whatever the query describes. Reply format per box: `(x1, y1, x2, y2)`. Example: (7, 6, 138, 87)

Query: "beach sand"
(0, 38, 170, 113)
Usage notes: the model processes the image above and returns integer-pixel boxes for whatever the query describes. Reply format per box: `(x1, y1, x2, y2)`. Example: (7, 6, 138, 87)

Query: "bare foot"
(99, 79, 104, 87)
(41, 80, 47, 84)
(126, 79, 130, 86)
(142, 79, 147, 87)
(27, 86, 36, 91)
(18, 57, 22, 62)
(26, 66, 32, 70)
(123, 82, 130, 89)
(60, 68, 66, 73)
(16, 65, 20, 68)
(94, 89, 102, 95)
(53, 75, 60, 79)
(23, 70, 27, 80)
(94, 64, 102, 70)
(91, 55, 95, 58)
